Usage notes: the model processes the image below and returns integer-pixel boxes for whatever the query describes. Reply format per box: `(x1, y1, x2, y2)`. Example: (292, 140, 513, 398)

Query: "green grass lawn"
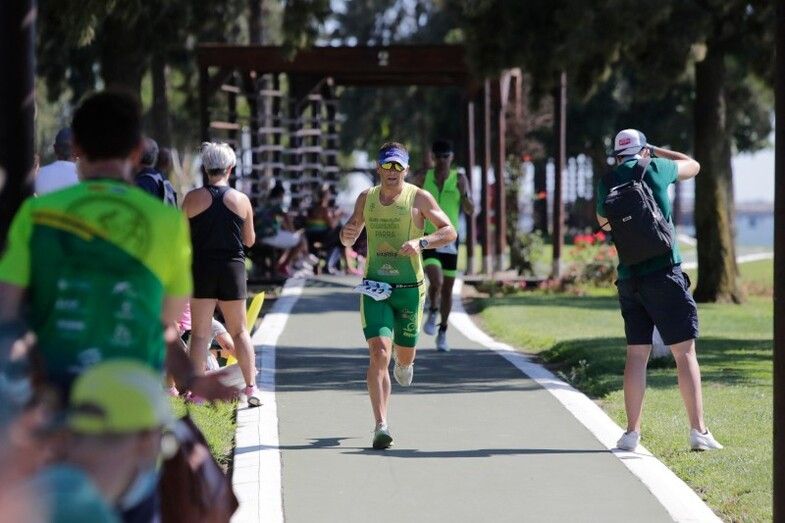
(171, 398, 237, 469)
(471, 260, 773, 522)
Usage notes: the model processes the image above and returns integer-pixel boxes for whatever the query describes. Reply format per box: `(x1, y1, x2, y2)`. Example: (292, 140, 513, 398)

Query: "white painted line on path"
(682, 251, 772, 270)
(450, 279, 721, 523)
(232, 278, 306, 523)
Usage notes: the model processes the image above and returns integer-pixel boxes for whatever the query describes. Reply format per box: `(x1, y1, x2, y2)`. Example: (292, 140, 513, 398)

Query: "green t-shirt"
(29, 464, 120, 523)
(422, 168, 460, 234)
(596, 157, 681, 279)
(0, 180, 192, 386)
(363, 183, 424, 285)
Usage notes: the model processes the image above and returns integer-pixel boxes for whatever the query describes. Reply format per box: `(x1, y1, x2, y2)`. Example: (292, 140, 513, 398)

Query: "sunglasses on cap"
(380, 162, 405, 172)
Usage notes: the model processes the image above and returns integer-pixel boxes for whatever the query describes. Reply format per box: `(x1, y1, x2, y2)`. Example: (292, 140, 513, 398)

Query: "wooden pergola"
(197, 44, 524, 274)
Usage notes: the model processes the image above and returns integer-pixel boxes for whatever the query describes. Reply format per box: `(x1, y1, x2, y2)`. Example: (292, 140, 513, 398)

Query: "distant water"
(683, 214, 774, 248)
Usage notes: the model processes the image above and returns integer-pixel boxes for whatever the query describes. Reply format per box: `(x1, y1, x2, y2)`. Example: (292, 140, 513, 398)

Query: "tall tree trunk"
(151, 53, 171, 147)
(693, 46, 741, 303)
(98, 16, 146, 98)
(249, 0, 263, 44)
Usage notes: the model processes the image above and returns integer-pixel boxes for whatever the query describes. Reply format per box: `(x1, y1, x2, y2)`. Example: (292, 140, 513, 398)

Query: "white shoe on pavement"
(690, 429, 723, 451)
(423, 309, 438, 335)
(372, 423, 394, 450)
(436, 330, 450, 352)
(393, 362, 413, 386)
(616, 430, 640, 451)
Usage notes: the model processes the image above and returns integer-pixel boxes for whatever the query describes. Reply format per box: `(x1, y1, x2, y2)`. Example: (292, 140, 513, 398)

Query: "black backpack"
(602, 158, 673, 266)
(139, 170, 178, 207)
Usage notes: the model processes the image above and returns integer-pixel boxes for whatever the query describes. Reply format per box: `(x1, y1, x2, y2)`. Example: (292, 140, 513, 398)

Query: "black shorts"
(422, 242, 459, 277)
(615, 264, 699, 346)
(192, 258, 247, 300)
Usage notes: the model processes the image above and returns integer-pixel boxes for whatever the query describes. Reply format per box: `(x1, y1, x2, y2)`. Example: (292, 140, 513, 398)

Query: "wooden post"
(773, 0, 785, 518)
(551, 71, 566, 278)
(464, 96, 477, 275)
(481, 79, 494, 275)
(494, 76, 507, 272)
(0, 0, 36, 246)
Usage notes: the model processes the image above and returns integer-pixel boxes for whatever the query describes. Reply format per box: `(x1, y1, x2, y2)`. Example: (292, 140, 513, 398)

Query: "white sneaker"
(436, 330, 450, 352)
(393, 362, 413, 386)
(690, 429, 723, 451)
(423, 310, 438, 335)
(372, 423, 394, 450)
(616, 430, 640, 451)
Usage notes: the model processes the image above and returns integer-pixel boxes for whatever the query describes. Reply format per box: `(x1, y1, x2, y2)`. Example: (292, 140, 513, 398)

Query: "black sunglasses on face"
(434, 153, 452, 159)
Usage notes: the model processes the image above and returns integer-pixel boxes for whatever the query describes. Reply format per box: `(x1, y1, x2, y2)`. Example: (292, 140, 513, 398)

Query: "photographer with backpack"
(596, 129, 723, 452)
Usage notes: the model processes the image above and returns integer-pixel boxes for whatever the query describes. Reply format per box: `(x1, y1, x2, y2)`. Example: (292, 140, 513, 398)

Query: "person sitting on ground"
(255, 183, 317, 277)
(22, 360, 176, 523)
(182, 142, 260, 406)
(305, 183, 342, 273)
(35, 127, 79, 195)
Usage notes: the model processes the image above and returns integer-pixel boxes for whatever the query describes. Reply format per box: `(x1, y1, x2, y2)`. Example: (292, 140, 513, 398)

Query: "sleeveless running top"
(363, 183, 424, 285)
(423, 168, 460, 234)
(189, 185, 245, 262)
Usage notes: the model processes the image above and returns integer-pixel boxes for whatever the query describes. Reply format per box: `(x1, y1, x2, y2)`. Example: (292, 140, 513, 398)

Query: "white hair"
(200, 142, 236, 174)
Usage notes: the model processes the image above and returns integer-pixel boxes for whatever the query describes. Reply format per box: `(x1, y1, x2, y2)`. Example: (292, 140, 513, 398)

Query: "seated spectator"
(305, 183, 343, 273)
(35, 128, 79, 195)
(22, 360, 175, 523)
(255, 183, 317, 277)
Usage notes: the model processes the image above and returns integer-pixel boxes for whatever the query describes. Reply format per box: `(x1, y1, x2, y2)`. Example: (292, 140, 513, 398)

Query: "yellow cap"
(68, 360, 173, 434)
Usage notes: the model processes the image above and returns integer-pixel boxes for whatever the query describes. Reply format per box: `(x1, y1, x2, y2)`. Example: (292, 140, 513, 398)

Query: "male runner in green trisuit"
(411, 139, 474, 352)
(340, 142, 456, 449)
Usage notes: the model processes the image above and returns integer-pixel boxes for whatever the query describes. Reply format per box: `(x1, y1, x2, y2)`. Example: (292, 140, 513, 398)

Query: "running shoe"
(393, 362, 413, 386)
(372, 423, 394, 450)
(244, 385, 262, 407)
(423, 309, 438, 335)
(616, 430, 640, 451)
(690, 429, 723, 451)
(436, 330, 450, 352)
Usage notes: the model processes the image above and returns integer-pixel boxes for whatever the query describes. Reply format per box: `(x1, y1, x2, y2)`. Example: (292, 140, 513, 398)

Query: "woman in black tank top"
(182, 142, 261, 406)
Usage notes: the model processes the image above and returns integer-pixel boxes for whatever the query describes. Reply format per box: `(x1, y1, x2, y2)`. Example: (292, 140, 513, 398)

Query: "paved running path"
(233, 275, 715, 522)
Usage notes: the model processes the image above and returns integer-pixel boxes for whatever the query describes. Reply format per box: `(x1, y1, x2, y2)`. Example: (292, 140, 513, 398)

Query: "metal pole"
(0, 0, 36, 247)
(773, 0, 785, 518)
(494, 77, 507, 272)
(481, 79, 493, 275)
(199, 66, 210, 187)
(464, 96, 477, 275)
(551, 71, 566, 278)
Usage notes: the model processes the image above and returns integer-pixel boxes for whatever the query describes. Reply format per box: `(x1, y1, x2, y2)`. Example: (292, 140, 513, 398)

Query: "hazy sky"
(732, 148, 774, 203)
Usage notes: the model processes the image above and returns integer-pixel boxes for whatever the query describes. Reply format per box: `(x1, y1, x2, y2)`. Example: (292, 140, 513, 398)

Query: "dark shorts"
(615, 264, 699, 346)
(422, 242, 459, 277)
(192, 258, 247, 300)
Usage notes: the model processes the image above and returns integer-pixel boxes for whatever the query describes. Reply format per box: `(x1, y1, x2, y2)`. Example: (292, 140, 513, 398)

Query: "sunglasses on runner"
(434, 153, 452, 159)
(380, 162, 405, 172)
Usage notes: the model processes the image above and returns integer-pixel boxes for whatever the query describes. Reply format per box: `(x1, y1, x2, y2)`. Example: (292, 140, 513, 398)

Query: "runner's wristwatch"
(418, 238, 429, 250)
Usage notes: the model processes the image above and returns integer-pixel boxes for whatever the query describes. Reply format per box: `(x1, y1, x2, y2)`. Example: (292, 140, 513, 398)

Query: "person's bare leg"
(425, 264, 442, 309)
(367, 337, 392, 425)
(215, 331, 237, 360)
(440, 275, 456, 327)
(670, 339, 707, 432)
(219, 300, 256, 386)
(394, 346, 416, 366)
(624, 344, 652, 432)
(189, 298, 217, 377)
